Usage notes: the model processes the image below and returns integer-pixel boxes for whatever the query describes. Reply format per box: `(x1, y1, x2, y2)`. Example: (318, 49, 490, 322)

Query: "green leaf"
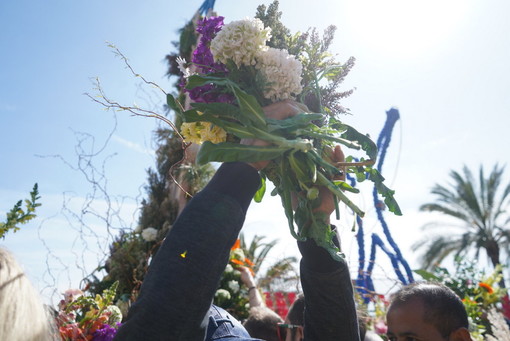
(414, 269, 440, 281)
(304, 213, 344, 261)
(231, 86, 267, 129)
(338, 123, 378, 160)
(181, 109, 256, 139)
(299, 130, 362, 150)
(166, 94, 181, 114)
(196, 142, 290, 165)
(190, 102, 244, 122)
(1, 183, 41, 240)
(333, 180, 360, 193)
(288, 152, 310, 185)
(266, 113, 323, 133)
(316, 172, 365, 217)
(254, 175, 266, 203)
(185, 74, 232, 89)
(368, 168, 402, 216)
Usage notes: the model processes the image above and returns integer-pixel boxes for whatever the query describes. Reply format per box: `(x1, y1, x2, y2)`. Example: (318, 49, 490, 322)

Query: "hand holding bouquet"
(169, 9, 401, 260)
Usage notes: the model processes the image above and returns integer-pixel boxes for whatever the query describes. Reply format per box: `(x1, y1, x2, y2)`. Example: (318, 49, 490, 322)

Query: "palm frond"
(418, 163, 510, 277)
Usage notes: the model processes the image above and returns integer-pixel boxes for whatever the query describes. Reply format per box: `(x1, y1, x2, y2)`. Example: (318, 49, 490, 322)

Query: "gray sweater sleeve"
(114, 162, 260, 341)
(299, 234, 361, 341)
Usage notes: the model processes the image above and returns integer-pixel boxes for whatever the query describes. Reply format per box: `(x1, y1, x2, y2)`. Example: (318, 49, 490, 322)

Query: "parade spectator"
(386, 282, 472, 341)
(0, 248, 57, 341)
(113, 100, 360, 341)
(239, 266, 284, 341)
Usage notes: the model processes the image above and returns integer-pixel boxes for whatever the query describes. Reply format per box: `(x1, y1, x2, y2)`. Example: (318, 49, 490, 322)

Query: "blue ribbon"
(198, 0, 216, 16)
(352, 108, 414, 303)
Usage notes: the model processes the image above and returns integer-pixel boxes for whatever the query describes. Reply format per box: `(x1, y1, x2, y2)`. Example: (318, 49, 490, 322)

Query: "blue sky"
(1, 0, 510, 303)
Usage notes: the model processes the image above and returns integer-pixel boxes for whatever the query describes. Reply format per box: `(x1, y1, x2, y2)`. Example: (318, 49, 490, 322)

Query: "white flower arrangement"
(105, 305, 123, 324)
(215, 288, 231, 301)
(169, 10, 401, 261)
(141, 227, 158, 242)
(224, 264, 234, 273)
(227, 280, 240, 293)
(211, 18, 271, 67)
(256, 47, 303, 101)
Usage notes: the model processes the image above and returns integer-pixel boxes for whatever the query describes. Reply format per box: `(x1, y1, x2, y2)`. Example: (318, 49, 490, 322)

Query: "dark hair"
(389, 282, 469, 337)
(286, 294, 305, 326)
(286, 294, 305, 339)
(243, 306, 283, 341)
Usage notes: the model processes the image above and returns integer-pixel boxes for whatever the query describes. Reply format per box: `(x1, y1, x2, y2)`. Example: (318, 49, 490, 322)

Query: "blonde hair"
(0, 248, 57, 341)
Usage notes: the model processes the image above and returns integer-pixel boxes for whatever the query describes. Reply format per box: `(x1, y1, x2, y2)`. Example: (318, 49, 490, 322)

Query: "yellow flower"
(201, 122, 227, 144)
(180, 121, 226, 144)
(180, 122, 202, 144)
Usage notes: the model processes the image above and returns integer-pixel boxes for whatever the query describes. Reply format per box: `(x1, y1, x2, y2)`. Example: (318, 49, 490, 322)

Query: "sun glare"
(343, 0, 472, 59)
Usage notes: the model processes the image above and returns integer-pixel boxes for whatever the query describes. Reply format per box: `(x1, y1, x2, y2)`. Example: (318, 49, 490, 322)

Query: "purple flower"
(92, 324, 119, 341)
(196, 16, 224, 40)
(184, 16, 234, 104)
(192, 16, 227, 74)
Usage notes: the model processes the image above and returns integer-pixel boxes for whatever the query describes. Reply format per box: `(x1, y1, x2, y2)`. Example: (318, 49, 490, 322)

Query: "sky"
(1, 0, 510, 304)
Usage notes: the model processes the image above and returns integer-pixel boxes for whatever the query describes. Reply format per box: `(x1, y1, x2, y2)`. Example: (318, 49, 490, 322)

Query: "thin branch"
(107, 42, 167, 96)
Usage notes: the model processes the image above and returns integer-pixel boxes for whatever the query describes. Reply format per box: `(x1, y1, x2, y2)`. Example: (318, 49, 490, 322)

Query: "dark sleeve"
(298, 231, 361, 341)
(114, 162, 261, 341)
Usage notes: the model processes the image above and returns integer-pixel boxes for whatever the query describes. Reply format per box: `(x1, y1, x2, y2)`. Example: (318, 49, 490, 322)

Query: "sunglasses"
(276, 323, 302, 341)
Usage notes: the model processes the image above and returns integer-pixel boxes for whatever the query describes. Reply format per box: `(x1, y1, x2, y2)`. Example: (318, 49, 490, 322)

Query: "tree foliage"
(414, 164, 510, 286)
(0, 183, 41, 239)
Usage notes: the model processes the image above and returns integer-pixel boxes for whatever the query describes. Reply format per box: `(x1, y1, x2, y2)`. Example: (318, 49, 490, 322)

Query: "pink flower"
(63, 288, 84, 303)
(374, 319, 388, 335)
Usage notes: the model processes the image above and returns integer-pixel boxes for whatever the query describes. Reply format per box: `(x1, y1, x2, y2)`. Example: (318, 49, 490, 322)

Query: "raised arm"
(298, 146, 361, 341)
(114, 100, 303, 341)
(114, 162, 261, 340)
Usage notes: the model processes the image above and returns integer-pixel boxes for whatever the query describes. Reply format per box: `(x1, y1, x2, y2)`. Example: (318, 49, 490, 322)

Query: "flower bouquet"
(56, 282, 122, 341)
(168, 6, 401, 260)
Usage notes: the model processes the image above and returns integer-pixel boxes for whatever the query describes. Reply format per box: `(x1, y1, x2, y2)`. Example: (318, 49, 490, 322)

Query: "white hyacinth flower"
(255, 47, 303, 101)
(141, 227, 158, 242)
(211, 18, 271, 68)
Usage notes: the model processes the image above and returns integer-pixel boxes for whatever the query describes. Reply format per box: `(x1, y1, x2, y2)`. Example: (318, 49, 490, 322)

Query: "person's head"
(0, 248, 56, 341)
(280, 294, 304, 341)
(281, 294, 371, 341)
(386, 282, 472, 341)
(243, 306, 283, 341)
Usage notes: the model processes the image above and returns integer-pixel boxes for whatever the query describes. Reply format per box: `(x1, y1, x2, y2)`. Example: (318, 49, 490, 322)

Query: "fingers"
(263, 99, 308, 120)
(330, 145, 346, 181)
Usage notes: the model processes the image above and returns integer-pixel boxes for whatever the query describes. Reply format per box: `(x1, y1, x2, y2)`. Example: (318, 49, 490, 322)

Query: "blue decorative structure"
(198, 0, 216, 16)
(353, 108, 414, 303)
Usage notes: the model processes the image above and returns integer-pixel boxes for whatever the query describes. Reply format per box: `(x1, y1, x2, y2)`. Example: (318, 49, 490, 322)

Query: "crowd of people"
(1, 101, 476, 340)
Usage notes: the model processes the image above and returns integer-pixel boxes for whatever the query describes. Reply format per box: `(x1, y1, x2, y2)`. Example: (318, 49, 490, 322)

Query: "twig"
(107, 42, 167, 97)
(335, 160, 376, 167)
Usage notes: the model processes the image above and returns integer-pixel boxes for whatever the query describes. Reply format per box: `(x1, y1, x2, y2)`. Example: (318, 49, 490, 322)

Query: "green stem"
(296, 130, 362, 150)
(248, 127, 313, 152)
(316, 172, 365, 217)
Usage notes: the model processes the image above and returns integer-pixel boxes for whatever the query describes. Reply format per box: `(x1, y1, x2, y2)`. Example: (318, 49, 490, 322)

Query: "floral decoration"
(56, 282, 121, 341)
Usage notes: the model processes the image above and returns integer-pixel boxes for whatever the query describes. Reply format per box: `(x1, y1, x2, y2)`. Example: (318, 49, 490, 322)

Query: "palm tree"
(240, 233, 299, 292)
(413, 164, 510, 287)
